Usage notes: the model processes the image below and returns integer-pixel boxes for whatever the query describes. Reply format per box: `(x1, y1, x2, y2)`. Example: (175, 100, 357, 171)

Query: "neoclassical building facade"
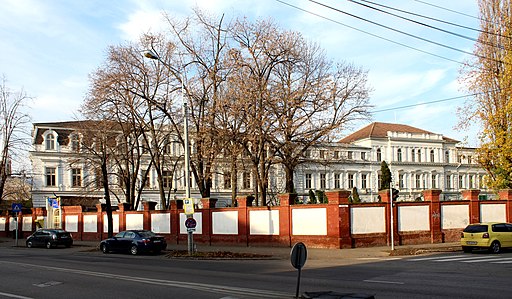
(29, 121, 488, 209)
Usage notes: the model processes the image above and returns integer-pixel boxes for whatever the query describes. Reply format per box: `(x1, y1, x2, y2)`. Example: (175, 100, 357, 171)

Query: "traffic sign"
(185, 217, 197, 229)
(11, 203, 22, 213)
(183, 199, 195, 215)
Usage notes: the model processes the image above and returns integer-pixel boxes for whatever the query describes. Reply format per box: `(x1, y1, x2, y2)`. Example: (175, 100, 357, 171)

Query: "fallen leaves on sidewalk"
(165, 250, 272, 259)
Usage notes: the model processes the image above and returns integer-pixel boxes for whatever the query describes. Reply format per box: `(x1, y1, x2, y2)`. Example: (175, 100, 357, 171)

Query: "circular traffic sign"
(185, 218, 197, 229)
(290, 242, 307, 269)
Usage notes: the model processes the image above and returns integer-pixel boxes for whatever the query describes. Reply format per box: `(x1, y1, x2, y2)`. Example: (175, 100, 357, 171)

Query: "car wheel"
(130, 245, 138, 255)
(101, 244, 109, 254)
(46, 241, 53, 249)
(26, 241, 33, 248)
(489, 241, 501, 254)
(462, 246, 472, 253)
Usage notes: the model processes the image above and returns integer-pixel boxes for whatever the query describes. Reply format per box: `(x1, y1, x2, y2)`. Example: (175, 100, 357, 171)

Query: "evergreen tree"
(380, 161, 392, 190)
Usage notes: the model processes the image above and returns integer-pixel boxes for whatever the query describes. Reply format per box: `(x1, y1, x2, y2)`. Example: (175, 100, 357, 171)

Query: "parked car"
(26, 229, 73, 249)
(461, 222, 512, 253)
(100, 230, 167, 255)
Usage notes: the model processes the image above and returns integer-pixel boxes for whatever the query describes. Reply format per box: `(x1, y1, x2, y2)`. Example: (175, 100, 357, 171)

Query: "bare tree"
(0, 75, 31, 205)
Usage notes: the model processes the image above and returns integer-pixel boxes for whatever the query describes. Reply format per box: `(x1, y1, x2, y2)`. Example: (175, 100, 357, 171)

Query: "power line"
(413, 0, 481, 21)
(372, 93, 476, 113)
(347, 0, 502, 50)
(308, 0, 508, 65)
(274, 0, 463, 65)
(354, 0, 512, 42)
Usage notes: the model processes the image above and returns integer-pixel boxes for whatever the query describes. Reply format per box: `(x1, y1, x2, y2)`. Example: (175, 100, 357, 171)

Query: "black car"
(100, 230, 167, 255)
(26, 229, 73, 249)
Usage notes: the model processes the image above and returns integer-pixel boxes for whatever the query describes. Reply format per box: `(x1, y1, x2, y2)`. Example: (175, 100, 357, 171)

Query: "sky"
(0, 0, 481, 146)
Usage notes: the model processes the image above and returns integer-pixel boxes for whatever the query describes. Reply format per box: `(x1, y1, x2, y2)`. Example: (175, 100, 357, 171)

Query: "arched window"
(445, 150, 450, 163)
(376, 148, 382, 162)
(70, 134, 80, 152)
(430, 150, 435, 162)
(397, 149, 402, 162)
(411, 149, 415, 162)
(417, 149, 422, 162)
(46, 134, 55, 150)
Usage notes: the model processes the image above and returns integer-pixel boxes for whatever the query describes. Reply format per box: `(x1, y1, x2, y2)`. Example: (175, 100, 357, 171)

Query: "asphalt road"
(1, 246, 511, 298)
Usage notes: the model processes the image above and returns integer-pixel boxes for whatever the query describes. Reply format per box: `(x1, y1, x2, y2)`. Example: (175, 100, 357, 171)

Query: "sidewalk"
(0, 236, 461, 261)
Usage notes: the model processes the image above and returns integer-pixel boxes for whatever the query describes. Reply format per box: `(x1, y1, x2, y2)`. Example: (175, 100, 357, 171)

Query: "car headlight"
(52, 235, 57, 240)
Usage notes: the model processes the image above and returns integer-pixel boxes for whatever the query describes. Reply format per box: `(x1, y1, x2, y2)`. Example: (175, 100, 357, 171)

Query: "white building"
(29, 121, 489, 208)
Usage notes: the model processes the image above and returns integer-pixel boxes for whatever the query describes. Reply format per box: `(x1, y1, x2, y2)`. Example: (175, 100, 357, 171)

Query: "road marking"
(0, 261, 288, 298)
(364, 280, 404, 285)
(433, 256, 498, 262)
(0, 291, 33, 299)
(408, 255, 467, 261)
(33, 281, 63, 288)
(462, 257, 512, 263)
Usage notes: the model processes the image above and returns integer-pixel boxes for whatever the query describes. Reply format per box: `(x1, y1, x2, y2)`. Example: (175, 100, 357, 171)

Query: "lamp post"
(144, 50, 193, 254)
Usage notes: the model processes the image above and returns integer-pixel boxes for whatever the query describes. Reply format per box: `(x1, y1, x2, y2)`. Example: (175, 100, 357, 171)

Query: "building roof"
(339, 122, 459, 143)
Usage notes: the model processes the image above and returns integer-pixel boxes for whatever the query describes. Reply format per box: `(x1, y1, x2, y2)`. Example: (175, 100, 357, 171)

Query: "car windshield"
(138, 231, 157, 237)
(464, 225, 488, 233)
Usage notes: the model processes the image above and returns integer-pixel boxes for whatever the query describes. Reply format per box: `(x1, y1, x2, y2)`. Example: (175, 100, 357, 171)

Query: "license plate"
(466, 241, 477, 245)
(154, 240, 161, 243)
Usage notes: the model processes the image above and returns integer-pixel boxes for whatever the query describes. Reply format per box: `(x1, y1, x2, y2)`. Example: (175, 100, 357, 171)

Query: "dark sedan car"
(100, 230, 167, 255)
(26, 229, 73, 249)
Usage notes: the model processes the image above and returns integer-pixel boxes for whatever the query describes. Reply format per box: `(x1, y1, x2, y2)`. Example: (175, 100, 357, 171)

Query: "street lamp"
(144, 49, 193, 253)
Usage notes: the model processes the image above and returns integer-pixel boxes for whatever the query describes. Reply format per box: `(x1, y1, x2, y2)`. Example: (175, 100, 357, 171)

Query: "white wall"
(351, 206, 386, 234)
(126, 214, 144, 230)
(398, 205, 430, 232)
(442, 205, 469, 229)
(103, 214, 119, 233)
(151, 213, 171, 234)
(83, 215, 97, 233)
(212, 211, 238, 235)
(250, 210, 279, 235)
(65, 215, 78, 232)
(292, 208, 327, 236)
(480, 203, 506, 223)
(22, 217, 32, 231)
(0, 217, 5, 231)
(179, 212, 203, 234)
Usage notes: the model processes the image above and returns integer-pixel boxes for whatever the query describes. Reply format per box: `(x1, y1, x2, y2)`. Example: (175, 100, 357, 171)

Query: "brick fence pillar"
(278, 193, 295, 247)
(463, 189, 481, 224)
(326, 190, 352, 249)
(423, 189, 443, 243)
(499, 189, 512, 222)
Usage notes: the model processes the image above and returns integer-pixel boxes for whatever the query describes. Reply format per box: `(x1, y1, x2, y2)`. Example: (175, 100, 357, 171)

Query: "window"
(71, 168, 82, 187)
(411, 149, 415, 162)
(415, 174, 421, 189)
(361, 152, 366, 160)
(468, 155, 472, 164)
(446, 175, 452, 190)
(347, 151, 353, 159)
(378, 175, 381, 190)
(376, 148, 382, 162)
(304, 150, 311, 158)
(417, 149, 421, 162)
(223, 172, 231, 189)
(459, 175, 463, 189)
(320, 150, 326, 159)
(430, 150, 435, 163)
(399, 174, 404, 189)
(445, 151, 450, 163)
(469, 175, 474, 189)
(431, 174, 437, 189)
(163, 170, 173, 188)
(333, 151, 339, 159)
(458, 155, 463, 163)
(348, 173, 354, 189)
(361, 174, 367, 189)
(46, 134, 55, 150)
(95, 169, 102, 189)
(305, 173, 312, 189)
(334, 173, 340, 189)
(243, 171, 251, 189)
(397, 149, 402, 162)
(46, 167, 56, 186)
(70, 135, 80, 152)
(320, 173, 326, 189)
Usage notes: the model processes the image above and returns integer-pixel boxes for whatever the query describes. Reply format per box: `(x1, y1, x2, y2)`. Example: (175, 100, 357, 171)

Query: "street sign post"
(185, 217, 197, 233)
(11, 203, 22, 247)
(290, 242, 308, 298)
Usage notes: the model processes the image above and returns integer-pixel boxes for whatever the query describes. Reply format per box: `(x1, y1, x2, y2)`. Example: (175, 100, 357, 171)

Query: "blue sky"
(0, 0, 480, 145)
